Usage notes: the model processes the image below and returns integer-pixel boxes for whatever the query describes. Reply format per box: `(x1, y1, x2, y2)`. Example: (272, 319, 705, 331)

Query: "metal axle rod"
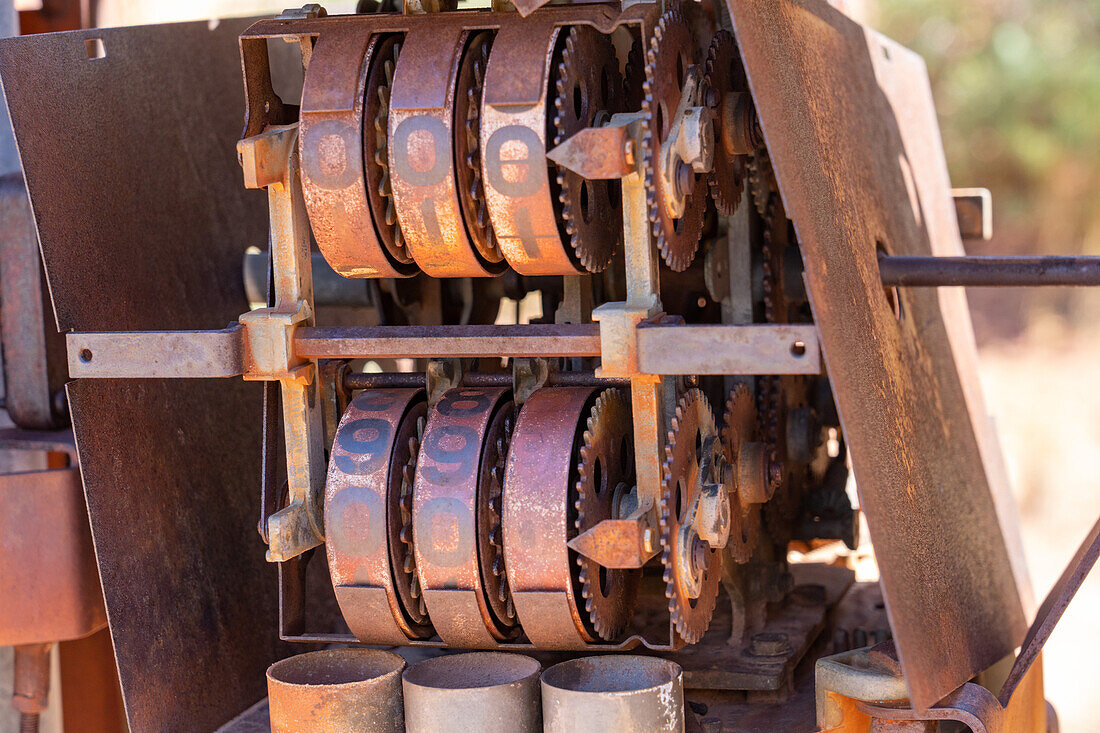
(878, 255, 1100, 287)
(342, 369, 629, 391)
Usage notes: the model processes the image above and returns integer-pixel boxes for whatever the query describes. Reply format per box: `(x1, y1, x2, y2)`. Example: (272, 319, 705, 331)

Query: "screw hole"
(790, 341, 806, 357)
(84, 38, 106, 60)
(79, 348, 93, 363)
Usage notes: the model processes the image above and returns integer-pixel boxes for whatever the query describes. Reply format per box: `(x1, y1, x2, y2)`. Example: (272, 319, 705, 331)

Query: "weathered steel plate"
(727, 0, 1027, 710)
(0, 19, 284, 731)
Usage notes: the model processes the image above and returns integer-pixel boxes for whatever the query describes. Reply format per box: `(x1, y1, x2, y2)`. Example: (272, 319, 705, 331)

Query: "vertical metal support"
(238, 124, 327, 562)
(593, 119, 666, 509)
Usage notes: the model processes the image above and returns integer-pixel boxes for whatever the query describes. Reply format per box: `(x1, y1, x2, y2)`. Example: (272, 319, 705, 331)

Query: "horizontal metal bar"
(879, 255, 1100, 287)
(295, 324, 601, 359)
(636, 323, 820, 375)
(67, 325, 245, 378)
(342, 370, 629, 391)
(67, 323, 819, 379)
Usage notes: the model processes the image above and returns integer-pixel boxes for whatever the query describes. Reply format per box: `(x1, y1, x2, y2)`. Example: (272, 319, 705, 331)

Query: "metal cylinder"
(402, 652, 542, 733)
(266, 649, 405, 733)
(877, 254, 1100, 287)
(541, 656, 685, 733)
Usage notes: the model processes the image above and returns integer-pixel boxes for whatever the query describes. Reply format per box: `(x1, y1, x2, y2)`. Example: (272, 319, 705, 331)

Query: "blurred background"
(0, 0, 1096, 730)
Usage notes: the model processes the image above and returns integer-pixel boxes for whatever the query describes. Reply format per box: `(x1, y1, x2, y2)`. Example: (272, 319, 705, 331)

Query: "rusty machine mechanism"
(0, 0, 1098, 731)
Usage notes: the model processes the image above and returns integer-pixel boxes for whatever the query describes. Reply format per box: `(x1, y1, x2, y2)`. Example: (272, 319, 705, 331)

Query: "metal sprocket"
(478, 405, 519, 633)
(365, 35, 411, 264)
(552, 26, 624, 273)
(721, 383, 763, 564)
(642, 7, 705, 272)
(704, 30, 748, 216)
(455, 31, 502, 264)
(660, 388, 721, 644)
(574, 388, 639, 640)
(396, 410, 431, 627)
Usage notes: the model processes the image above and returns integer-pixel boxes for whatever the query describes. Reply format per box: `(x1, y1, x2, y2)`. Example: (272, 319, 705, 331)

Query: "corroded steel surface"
(413, 387, 518, 646)
(0, 19, 281, 731)
(541, 656, 684, 732)
(402, 652, 541, 733)
(267, 649, 405, 733)
(504, 386, 597, 647)
(300, 30, 416, 278)
(326, 389, 433, 644)
(727, 0, 1026, 710)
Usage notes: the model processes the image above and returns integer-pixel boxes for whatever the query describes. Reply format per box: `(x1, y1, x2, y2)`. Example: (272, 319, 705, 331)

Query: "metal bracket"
(239, 123, 326, 563)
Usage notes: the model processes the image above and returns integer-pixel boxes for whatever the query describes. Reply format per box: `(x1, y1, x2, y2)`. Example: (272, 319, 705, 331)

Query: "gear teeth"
(641, 8, 703, 272)
(550, 26, 621, 273)
(573, 388, 637, 641)
(460, 34, 497, 259)
(372, 41, 407, 261)
(659, 389, 720, 644)
(704, 30, 746, 216)
(482, 404, 515, 626)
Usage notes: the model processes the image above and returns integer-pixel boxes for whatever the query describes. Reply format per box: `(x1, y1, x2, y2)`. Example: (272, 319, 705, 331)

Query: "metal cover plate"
(727, 0, 1027, 710)
(0, 18, 284, 731)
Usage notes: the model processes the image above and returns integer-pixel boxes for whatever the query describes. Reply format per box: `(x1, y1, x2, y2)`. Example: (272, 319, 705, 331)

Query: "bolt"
(643, 526, 656, 554)
(750, 632, 791, 657)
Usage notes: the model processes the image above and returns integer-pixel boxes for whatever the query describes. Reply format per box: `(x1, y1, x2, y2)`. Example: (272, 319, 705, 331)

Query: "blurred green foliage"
(876, 0, 1099, 260)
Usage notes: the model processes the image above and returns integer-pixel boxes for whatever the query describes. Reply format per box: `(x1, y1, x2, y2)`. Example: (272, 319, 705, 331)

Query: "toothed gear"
(396, 412, 430, 625)
(574, 388, 639, 640)
(721, 383, 763, 564)
(642, 7, 706, 272)
(704, 30, 748, 216)
(365, 35, 411, 263)
(747, 146, 779, 219)
(758, 192, 789, 497)
(455, 31, 502, 264)
(660, 389, 722, 644)
(479, 408, 519, 630)
(551, 26, 624, 273)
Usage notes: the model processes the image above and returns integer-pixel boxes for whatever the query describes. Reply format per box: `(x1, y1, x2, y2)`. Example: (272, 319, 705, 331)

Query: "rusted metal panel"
(727, 0, 1027, 710)
(0, 19, 283, 731)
